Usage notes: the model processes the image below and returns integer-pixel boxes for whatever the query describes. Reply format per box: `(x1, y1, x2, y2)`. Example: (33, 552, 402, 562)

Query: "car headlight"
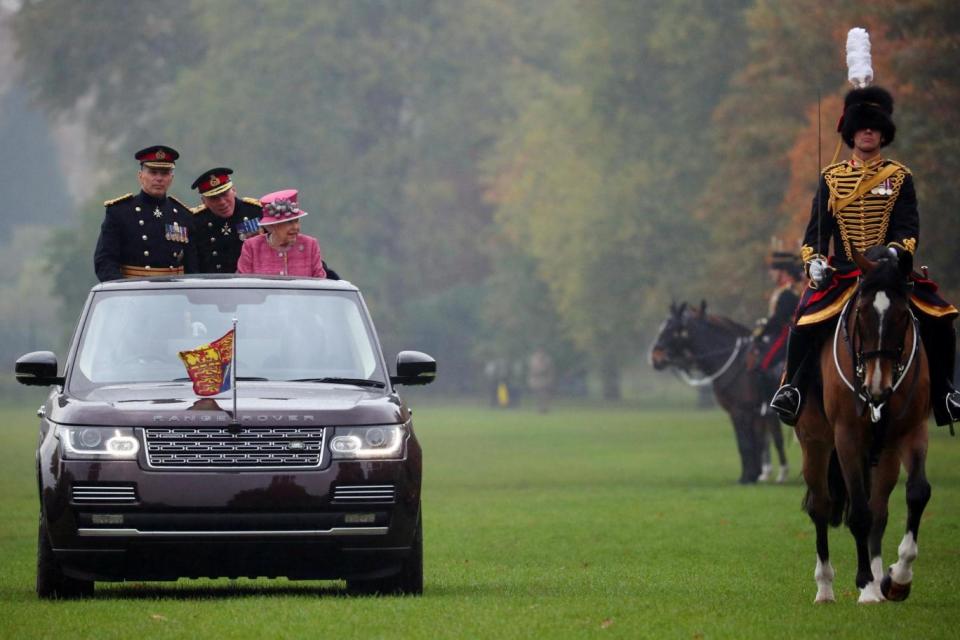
(58, 426, 140, 460)
(329, 425, 405, 460)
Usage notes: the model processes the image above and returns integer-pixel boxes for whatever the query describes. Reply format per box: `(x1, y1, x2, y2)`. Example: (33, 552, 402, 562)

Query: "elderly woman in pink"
(237, 189, 327, 277)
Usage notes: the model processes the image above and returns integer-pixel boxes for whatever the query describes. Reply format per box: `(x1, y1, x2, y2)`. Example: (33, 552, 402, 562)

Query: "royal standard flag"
(178, 329, 235, 396)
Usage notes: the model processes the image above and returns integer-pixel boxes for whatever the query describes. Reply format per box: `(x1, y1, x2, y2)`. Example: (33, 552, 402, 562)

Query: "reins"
(674, 336, 748, 387)
(833, 290, 920, 423)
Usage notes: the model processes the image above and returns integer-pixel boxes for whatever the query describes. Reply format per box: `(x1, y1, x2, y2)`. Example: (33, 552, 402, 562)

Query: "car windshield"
(70, 287, 385, 391)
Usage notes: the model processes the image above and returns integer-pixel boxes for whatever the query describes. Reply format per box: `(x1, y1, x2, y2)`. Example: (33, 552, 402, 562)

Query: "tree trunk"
(600, 362, 621, 400)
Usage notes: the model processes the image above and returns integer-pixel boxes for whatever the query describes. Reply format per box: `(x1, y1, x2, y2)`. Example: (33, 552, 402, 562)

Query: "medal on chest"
(234, 217, 261, 241)
(165, 222, 189, 243)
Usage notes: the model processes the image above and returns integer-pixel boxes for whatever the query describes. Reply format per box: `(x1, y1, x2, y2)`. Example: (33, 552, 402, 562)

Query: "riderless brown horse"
(650, 301, 788, 484)
(796, 247, 930, 603)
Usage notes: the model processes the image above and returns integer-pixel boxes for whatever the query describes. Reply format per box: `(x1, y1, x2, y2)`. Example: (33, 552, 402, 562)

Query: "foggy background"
(2, 0, 958, 403)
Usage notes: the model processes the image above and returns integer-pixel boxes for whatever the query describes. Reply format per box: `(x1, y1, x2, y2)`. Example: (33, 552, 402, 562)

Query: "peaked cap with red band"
(191, 167, 234, 197)
(135, 145, 179, 169)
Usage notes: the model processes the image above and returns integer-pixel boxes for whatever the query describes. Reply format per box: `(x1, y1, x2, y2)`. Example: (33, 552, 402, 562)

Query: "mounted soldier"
(770, 83, 960, 427)
(752, 251, 802, 407)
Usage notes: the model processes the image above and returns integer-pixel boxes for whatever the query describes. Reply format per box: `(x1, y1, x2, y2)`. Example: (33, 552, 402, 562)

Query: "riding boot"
(769, 326, 813, 426)
(919, 315, 960, 426)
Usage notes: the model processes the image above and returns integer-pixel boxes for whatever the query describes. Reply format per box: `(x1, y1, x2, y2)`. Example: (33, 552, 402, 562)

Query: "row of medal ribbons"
(165, 222, 189, 243)
(234, 218, 260, 240)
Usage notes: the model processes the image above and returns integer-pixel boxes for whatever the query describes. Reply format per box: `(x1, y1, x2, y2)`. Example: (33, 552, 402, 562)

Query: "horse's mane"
(860, 247, 910, 299)
(705, 314, 751, 337)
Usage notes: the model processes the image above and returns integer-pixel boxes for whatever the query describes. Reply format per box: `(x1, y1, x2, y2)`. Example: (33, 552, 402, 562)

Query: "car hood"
(47, 382, 407, 427)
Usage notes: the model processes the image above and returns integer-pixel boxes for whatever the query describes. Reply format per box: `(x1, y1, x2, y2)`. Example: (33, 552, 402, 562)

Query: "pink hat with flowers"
(259, 189, 309, 226)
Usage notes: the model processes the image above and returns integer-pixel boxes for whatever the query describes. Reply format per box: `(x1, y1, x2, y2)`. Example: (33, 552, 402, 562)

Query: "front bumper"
(40, 432, 422, 581)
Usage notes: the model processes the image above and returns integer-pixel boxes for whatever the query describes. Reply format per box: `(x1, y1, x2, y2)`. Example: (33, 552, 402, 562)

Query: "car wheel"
(347, 510, 423, 596)
(37, 514, 94, 599)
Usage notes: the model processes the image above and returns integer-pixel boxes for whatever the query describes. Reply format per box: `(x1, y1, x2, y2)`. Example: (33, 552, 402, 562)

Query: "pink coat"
(236, 233, 327, 277)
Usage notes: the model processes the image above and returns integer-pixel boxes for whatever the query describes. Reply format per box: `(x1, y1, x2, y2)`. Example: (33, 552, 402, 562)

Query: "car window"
(71, 288, 383, 390)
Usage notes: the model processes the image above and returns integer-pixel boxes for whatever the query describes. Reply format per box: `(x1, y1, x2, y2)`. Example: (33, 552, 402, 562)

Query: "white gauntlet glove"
(806, 258, 832, 288)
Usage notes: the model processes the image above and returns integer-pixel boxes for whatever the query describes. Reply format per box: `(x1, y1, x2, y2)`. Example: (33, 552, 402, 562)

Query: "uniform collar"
(849, 154, 884, 168)
(139, 190, 168, 206)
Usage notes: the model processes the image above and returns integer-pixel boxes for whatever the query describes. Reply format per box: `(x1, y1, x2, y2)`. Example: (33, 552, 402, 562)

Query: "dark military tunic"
(758, 284, 799, 370)
(94, 191, 198, 281)
(800, 157, 917, 268)
(795, 157, 955, 325)
(191, 197, 263, 273)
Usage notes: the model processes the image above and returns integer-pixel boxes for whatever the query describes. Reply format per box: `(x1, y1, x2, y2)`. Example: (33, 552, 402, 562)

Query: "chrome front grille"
(143, 427, 325, 469)
(333, 484, 396, 503)
(72, 484, 138, 504)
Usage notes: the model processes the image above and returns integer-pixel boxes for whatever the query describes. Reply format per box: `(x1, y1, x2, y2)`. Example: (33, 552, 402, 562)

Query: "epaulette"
(169, 195, 192, 211)
(821, 161, 847, 175)
(190, 204, 208, 216)
(103, 193, 134, 207)
(241, 196, 261, 207)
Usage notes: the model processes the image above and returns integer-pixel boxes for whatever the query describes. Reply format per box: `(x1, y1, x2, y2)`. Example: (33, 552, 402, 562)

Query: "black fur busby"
(838, 86, 896, 148)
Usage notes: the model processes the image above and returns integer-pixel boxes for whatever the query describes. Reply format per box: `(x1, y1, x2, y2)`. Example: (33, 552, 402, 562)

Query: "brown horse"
(797, 247, 930, 603)
(650, 301, 787, 484)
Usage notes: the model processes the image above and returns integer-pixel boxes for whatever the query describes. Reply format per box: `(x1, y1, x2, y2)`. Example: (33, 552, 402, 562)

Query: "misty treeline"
(9, 0, 960, 398)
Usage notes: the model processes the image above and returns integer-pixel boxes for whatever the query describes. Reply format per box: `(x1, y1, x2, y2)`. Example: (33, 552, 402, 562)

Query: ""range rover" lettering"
(151, 415, 317, 423)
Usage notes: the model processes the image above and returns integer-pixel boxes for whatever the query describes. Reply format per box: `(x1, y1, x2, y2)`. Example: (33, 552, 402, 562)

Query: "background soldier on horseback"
(770, 83, 960, 428)
(753, 250, 803, 408)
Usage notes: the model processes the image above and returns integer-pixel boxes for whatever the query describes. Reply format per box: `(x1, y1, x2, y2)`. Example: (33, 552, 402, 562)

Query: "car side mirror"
(15, 351, 65, 387)
(390, 351, 436, 386)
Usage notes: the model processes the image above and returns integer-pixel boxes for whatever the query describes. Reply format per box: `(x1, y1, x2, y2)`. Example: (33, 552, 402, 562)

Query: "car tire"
(37, 514, 94, 599)
(347, 510, 423, 596)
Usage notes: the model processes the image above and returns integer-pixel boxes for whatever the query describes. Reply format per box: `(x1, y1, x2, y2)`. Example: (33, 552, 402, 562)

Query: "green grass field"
(1, 402, 958, 639)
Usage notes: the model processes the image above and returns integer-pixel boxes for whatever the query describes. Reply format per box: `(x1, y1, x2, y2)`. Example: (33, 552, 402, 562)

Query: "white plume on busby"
(837, 27, 895, 148)
(846, 28, 873, 88)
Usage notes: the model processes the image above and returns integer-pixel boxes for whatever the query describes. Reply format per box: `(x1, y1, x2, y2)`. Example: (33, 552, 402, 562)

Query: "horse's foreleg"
(835, 426, 881, 603)
(768, 414, 789, 482)
(758, 416, 772, 481)
(865, 449, 900, 601)
(800, 438, 835, 603)
(730, 412, 759, 484)
(882, 434, 931, 602)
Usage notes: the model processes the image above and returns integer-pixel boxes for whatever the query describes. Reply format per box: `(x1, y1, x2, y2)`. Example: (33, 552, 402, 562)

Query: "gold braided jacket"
(800, 158, 917, 264)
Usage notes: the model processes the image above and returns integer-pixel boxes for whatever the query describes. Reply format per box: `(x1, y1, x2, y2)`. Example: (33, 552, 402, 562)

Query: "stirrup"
(945, 391, 960, 423)
(770, 384, 801, 426)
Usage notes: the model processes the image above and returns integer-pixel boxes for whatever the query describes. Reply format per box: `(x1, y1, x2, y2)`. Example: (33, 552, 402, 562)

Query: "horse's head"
(852, 246, 915, 404)
(649, 301, 693, 371)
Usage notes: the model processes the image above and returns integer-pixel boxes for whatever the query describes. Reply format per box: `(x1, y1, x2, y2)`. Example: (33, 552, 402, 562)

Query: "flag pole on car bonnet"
(229, 317, 240, 432)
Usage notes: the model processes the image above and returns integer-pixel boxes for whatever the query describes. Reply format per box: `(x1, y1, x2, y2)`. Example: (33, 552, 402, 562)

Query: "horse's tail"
(827, 449, 848, 527)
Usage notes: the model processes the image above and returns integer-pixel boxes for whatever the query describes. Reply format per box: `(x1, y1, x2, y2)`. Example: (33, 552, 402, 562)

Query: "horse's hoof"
(814, 593, 835, 604)
(776, 466, 789, 483)
(858, 583, 886, 604)
(880, 573, 911, 601)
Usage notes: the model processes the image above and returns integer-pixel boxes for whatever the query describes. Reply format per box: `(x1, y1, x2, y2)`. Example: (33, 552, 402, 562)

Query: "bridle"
(650, 314, 748, 388)
(833, 286, 919, 423)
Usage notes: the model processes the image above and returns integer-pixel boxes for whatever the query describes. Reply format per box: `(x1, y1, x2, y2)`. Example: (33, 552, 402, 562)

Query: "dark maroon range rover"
(15, 276, 436, 598)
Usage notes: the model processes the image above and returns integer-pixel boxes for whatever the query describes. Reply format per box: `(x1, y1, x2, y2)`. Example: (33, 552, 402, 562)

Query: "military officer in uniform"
(770, 86, 960, 427)
(94, 145, 197, 281)
(189, 167, 264, 273)
(190, 167, 341, 278)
